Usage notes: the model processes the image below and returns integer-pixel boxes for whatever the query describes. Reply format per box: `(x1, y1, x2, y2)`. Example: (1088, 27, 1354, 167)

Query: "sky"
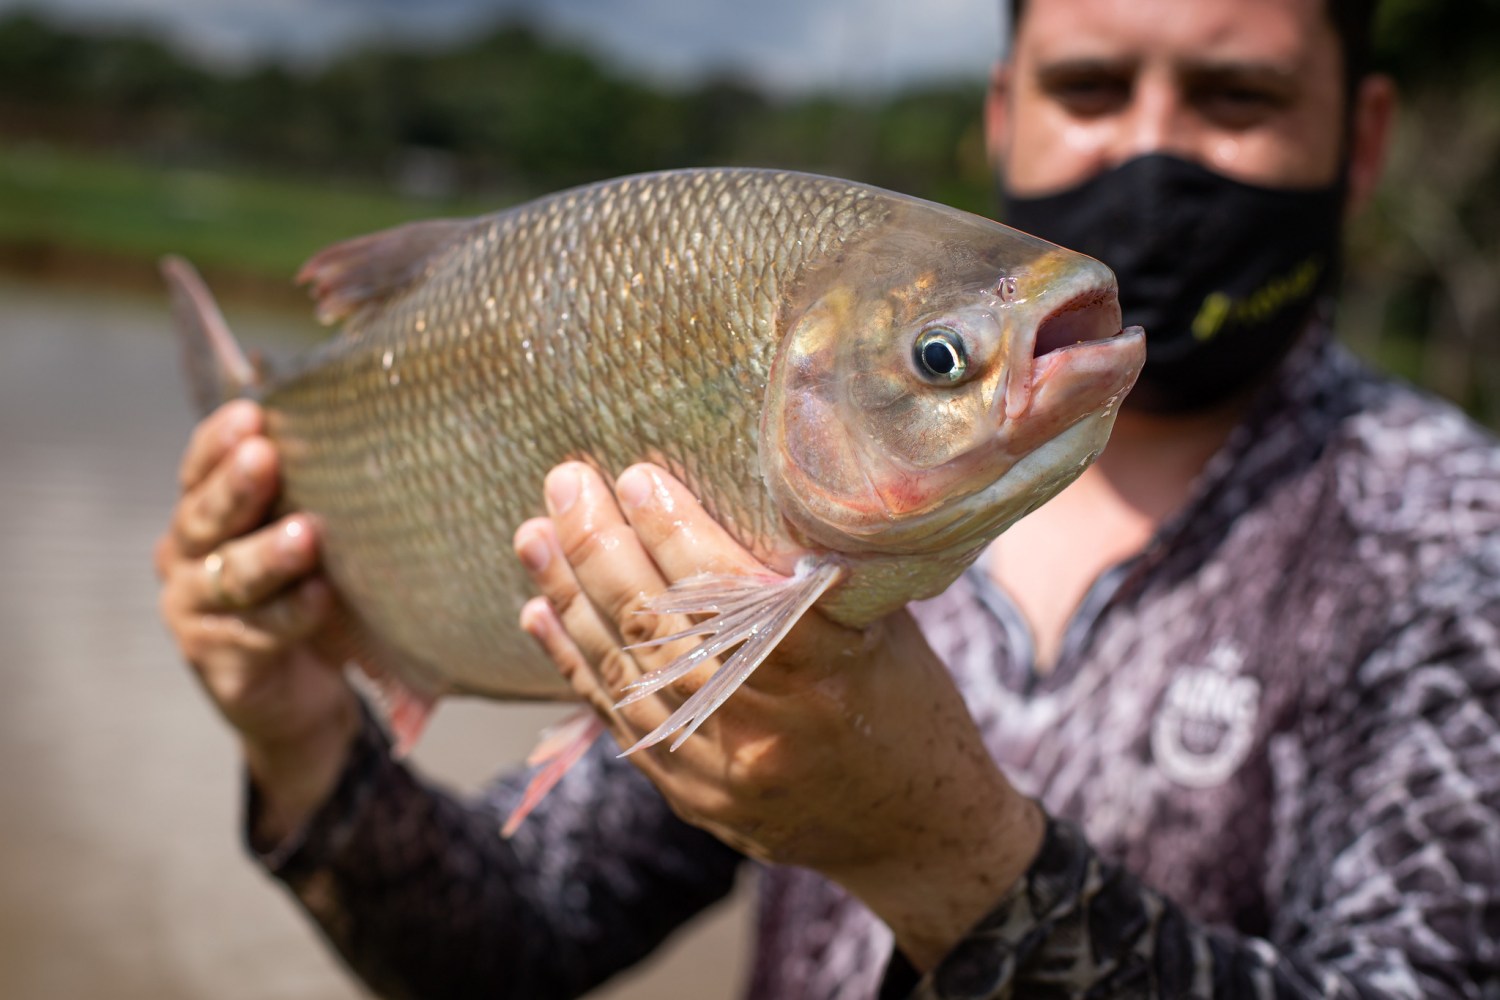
(3, 0, 1009, 94)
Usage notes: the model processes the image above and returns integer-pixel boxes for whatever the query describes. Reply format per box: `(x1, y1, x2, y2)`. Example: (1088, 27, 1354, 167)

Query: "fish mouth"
(1004, 284, 1128, 420)
(1032, 287, 1125, 360)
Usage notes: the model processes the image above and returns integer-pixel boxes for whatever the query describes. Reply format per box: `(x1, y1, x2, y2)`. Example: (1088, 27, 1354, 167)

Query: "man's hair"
(1006, 0, 1377, 97)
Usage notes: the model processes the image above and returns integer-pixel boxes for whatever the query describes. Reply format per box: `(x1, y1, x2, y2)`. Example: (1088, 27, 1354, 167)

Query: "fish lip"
(1004, 283, 1125, 420)
(1029, 319, 1143, 390)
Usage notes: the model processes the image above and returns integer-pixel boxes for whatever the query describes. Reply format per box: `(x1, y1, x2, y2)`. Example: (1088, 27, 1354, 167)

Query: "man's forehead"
(1013, 0, 1336, 68)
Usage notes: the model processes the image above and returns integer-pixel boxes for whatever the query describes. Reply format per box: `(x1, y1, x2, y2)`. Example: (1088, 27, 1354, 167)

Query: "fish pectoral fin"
(500, 709, 606, 838)
(296, 218, 475, 325)
(615, 558, 844, 756)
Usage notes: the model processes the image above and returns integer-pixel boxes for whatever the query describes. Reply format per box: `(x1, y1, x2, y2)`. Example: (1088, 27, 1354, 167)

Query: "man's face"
(992, 0, 1348, 196)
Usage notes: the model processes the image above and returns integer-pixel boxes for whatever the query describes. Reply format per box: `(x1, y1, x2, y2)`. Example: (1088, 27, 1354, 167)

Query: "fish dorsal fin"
(296, 218, 473, 325)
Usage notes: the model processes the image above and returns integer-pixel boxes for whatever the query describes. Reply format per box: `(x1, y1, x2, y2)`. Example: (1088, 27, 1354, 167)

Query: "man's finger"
(172, 437, 279, 558)
(178, 400, 263, 491)
(519, 596, 620, 721)
(189, 515, 319, 612)
(613, 464, 768, 582)
(517, 596, 705, 774)
(516, 513, 653, 699)
(234, 577, 333, 644)
(614, 463, 860, 695)
(541, 464, 685, 632)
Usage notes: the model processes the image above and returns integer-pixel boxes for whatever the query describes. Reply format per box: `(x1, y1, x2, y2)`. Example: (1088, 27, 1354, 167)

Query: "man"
(156, 0, 1500, 996)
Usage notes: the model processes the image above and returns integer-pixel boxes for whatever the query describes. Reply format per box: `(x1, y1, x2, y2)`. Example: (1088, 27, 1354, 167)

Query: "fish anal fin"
(296, 218, 473, 325)
(324, 607, 444, 757)
(386, 683, 437, 758)
(160, 256, 258, 416)
(617, 557, 844, 756)
(501, 709, 605, 838)
(353, 662, 441, 758)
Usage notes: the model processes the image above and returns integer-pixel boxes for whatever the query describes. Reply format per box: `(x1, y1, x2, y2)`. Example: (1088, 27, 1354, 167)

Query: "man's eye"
(1046, 76, 1130, 117)
(1194, 85, 1287, 129)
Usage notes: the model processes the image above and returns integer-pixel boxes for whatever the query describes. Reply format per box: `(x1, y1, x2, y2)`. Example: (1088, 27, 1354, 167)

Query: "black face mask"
(1003, 154, 1345, 412)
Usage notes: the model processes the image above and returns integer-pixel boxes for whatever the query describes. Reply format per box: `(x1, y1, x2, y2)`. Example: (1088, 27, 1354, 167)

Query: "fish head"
(763, 197, 1146, 562)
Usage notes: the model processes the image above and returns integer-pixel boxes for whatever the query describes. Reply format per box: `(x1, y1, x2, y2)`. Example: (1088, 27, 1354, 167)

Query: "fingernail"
(278, 518, 306, 557)
(235, 441, 261, 482)
(516, 529, 551, 573)
(519, 597, 552, 639)
(545, 466, 579, 516)
(616, 467, 651, 509)
(220, 403, 256, 444)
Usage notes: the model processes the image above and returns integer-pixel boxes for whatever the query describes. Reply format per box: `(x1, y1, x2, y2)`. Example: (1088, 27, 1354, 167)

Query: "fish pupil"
(921, 339, 959, 376)
(924, 342, 954, 373)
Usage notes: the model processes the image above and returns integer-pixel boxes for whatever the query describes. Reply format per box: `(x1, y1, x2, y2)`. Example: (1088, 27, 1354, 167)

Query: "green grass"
(0, 143, 500, 279)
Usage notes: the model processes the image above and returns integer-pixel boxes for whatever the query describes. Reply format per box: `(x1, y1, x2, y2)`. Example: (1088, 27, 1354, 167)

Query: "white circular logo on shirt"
(1151, 642, 1262, 788)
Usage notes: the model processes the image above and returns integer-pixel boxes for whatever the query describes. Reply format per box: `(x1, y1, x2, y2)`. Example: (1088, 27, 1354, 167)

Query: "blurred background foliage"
(0, 1, 1495, 425)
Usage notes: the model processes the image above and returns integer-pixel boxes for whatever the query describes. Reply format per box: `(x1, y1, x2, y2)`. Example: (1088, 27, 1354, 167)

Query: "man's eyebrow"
(1033, 57, 1136, 77)
(1178, 60, 1301, 90)
(1032, 56, 1302, 83)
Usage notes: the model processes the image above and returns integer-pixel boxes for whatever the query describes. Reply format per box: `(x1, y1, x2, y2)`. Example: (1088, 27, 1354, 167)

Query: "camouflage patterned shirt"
(251, 330, 1500, 999)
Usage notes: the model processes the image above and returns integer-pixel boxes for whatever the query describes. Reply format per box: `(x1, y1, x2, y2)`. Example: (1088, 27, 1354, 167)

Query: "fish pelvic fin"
(616, 557, 844, 756)
(500, 709, 605, 838)
(160, 256, 259, 416)
(296, 218, 473, 325)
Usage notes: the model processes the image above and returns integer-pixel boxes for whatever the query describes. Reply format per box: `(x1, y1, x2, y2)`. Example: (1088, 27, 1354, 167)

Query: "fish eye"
(914, 326, 968, 383)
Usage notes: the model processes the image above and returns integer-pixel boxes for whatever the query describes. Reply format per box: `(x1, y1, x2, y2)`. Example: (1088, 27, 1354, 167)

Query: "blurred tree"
(0, 5, 1494, 425)
(868, 85, 990, 213)
(0, 13, 209, 143)
(1342, 0, 1500, 423)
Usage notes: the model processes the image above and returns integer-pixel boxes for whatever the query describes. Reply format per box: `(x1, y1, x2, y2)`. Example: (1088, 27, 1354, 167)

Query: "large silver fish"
(165, 167, 1143, 787)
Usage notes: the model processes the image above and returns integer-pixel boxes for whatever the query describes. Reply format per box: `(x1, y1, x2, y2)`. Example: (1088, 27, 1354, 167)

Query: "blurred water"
(0, 278, 750, 999)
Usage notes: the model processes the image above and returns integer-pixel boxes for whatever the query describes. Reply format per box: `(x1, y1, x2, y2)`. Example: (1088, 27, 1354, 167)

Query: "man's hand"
(514, 462, 1044, 970)
(155, 401, 360, 844)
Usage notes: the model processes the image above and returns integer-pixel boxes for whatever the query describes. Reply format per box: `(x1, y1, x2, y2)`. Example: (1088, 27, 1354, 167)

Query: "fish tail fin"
(160, 256, 260, 416)
(615, 558, 844, 756)
(500, 709, 605, 838)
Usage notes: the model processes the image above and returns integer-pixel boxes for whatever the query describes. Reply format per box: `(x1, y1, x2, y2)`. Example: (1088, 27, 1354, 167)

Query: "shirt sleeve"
(906, 544, 1500, 1000)
(245, 708, 744, 1000)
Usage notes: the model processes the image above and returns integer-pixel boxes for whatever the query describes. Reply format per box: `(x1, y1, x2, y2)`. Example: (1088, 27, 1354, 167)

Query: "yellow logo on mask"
(1191, 256, 1324, 342)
